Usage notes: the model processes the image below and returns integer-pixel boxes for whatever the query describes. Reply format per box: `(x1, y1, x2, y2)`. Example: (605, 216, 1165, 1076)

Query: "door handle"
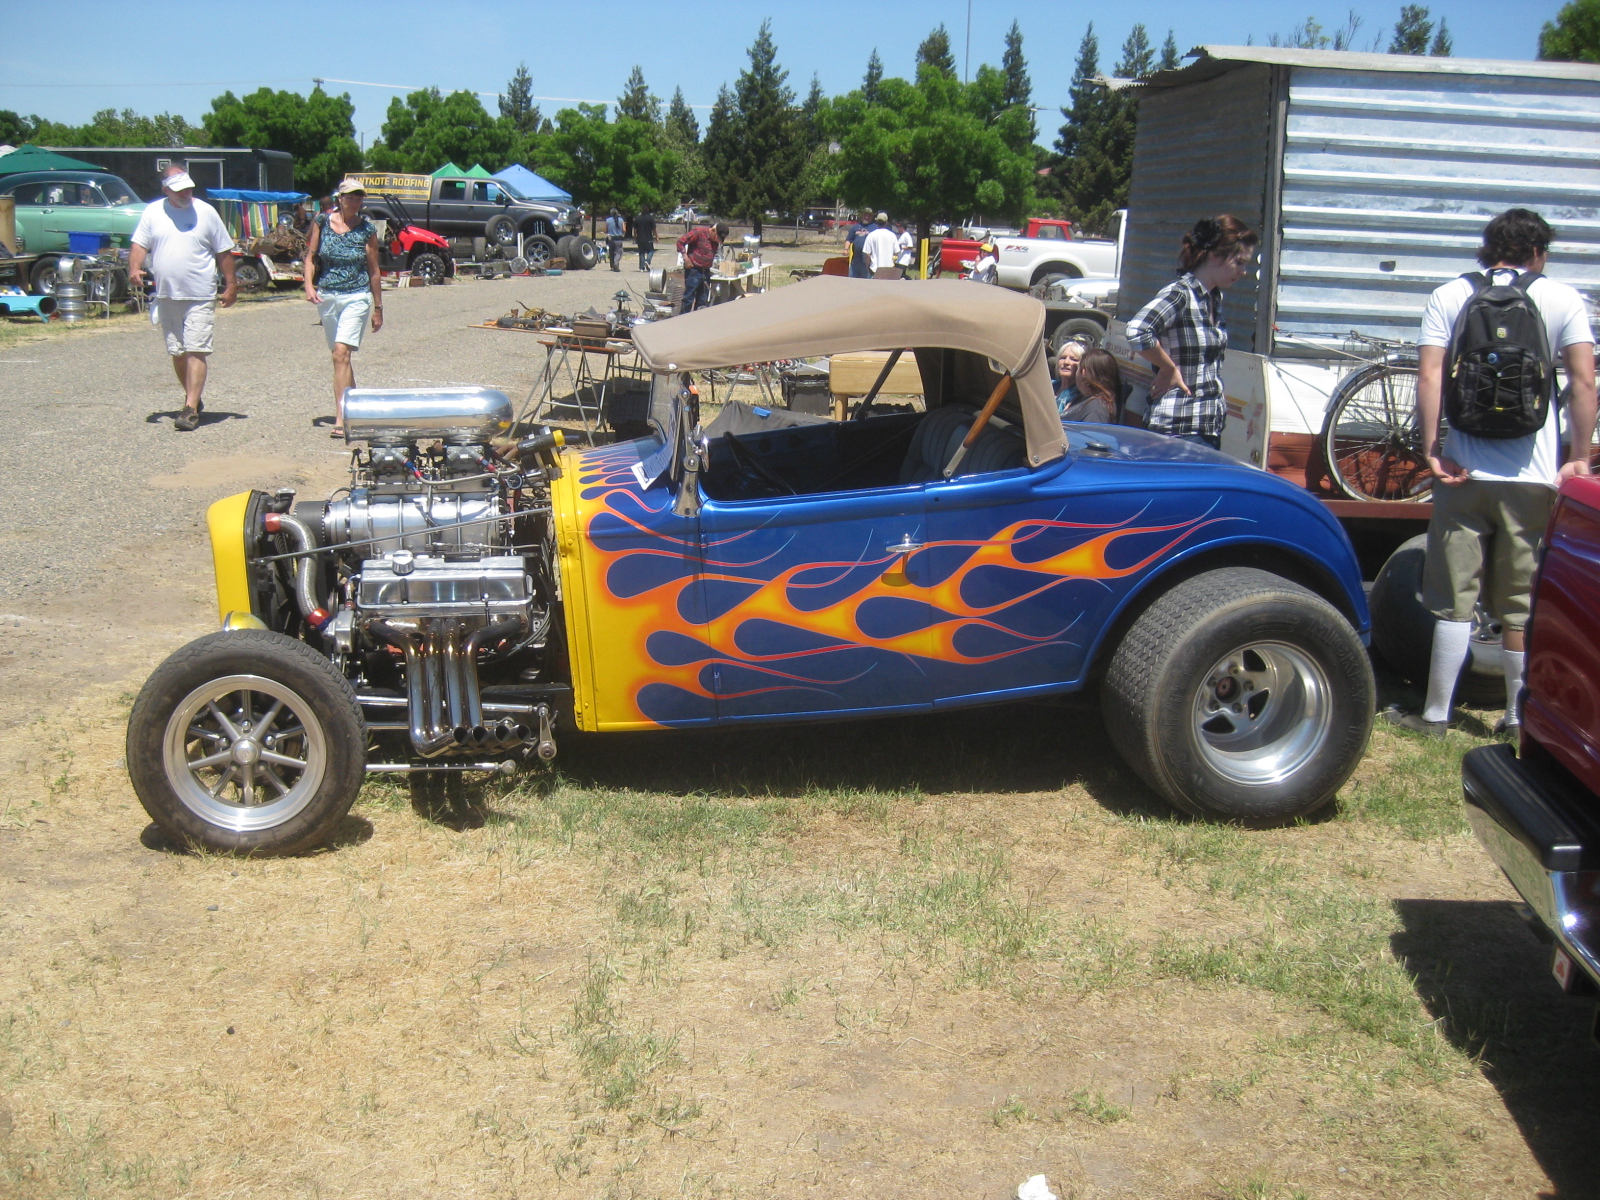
(885, 535, 924, 556)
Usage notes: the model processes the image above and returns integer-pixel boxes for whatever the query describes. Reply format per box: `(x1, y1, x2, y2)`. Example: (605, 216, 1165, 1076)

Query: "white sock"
(1421, 620, 1472, 723)
(1502, 648, 1526, 724)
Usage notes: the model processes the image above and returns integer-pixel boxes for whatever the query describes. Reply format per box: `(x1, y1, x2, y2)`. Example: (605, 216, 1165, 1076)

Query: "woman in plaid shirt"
(1125, 216, 1259, 450)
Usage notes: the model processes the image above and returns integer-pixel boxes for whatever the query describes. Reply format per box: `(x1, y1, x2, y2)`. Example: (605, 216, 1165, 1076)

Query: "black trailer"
(41, 147, 294, 202)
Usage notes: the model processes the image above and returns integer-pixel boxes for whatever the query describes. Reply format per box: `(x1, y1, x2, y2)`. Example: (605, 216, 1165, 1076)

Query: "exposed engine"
(246, 387, 567, 772)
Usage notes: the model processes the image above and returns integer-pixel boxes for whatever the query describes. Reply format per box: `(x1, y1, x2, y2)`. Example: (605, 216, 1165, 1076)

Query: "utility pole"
(964, 0, 972, 83)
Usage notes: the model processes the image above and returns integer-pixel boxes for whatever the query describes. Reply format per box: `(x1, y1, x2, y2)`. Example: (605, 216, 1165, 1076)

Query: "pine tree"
(1390, 5, 1433, 54)
(1541, 0, 1600, 62)
(999, 21, 1036, 147)
(665, 88, 699, 143)
(499, 62, 540, 134)
(703, 22, 807, 234)
(1116, 24, 1154, 78)
(1159, 30, 1181, 70)
(916, 25, 957, 78)
(863, 49, 884, 102)
(617, 66, 660, 124)
(1055, 23, 1101, 166)
(1430, 18, 1453, 55)
(1053, 23, 1129, 234)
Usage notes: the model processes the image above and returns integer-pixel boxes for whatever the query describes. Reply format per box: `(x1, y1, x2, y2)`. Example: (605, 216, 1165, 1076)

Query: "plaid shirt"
(1124, 273, 1228, 438)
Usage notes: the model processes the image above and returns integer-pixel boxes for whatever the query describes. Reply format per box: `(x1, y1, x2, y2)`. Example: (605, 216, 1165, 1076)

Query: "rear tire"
(409, 250, 448, 283)
(1102, 568, 1374, 825)
(126, 630, 366, 855)
(29, 256, 59, 296)
(233, 258, 270, 292)
(1368, 534, 1504, 704)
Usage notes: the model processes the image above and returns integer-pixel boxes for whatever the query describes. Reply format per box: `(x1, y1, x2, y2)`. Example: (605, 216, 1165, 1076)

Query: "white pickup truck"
(943, 211, 1125, 292)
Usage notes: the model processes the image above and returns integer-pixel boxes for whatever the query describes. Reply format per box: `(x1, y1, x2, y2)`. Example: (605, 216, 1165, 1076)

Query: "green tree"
(203, 87, 361, 197)
(1053, 23, 1125, 231)
(1000, 21, 1036, 146)
(1118, 25, 1155, 77)
(0, 111, 39, 145)
(1390, 5, 1433, 53)
(536, 104, 679, 218)
(1541, 0, 1600, 60)
(819, 63, 1037, 239)
(701, 21, 809, 234)
(661, 88, 704, 202)
(665, 88, 699, 143)
(35, 108, 200, 148)
(916, 25, 958, 79)
(499, 63, 541, 134)
(863, 49, 884, 102)
(367, 89, 514, 175)
(1159, 30, 1182, 70)
(1430, 18, 1453, 55)
(617, 66, 661, 124)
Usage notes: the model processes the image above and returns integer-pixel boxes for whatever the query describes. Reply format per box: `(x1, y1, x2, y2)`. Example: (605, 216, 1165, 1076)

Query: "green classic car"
(1, 170, 147, 292)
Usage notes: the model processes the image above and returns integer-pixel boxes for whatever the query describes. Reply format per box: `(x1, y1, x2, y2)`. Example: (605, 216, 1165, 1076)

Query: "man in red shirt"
(676, 216, 721, 314)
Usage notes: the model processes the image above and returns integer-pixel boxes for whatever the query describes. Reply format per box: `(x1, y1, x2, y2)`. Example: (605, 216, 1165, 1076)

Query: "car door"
(38, 181, 82, 247)
(433, 179, 471, 235)
(697, 475, 933, 723)
(922, 453, 1178, 706)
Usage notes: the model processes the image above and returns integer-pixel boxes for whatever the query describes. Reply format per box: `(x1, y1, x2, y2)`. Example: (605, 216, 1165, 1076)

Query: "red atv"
(376, 194, 453, 284)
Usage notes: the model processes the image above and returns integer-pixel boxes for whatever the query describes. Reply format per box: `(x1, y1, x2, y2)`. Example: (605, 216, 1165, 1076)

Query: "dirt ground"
(1, 269, 1597, 1200)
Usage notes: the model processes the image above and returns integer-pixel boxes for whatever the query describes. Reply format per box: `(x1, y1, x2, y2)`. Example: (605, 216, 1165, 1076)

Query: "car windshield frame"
(95, 176, 139, 206)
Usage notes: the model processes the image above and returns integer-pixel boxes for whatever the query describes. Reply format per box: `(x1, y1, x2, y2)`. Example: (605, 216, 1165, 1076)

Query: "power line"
(0, 80, 305, 88)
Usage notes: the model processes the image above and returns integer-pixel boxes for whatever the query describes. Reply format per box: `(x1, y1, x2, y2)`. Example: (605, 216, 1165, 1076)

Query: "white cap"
(163, 171, 196, 192)
(334, 178, 366, 195)
(875, 211, 888, 222)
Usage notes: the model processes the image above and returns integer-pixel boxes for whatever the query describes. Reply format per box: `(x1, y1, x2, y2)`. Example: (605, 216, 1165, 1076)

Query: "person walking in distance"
(846, 212, 874, 279)
(303, 179, 384, 437)
(128, 166, 237, 432)
(1124, 215, 1258, 451)
(634, 208, 657, 272)
(1389, 208, 1597, 737)
(605, 208, 626, 272)
(676, 216, 720, 314)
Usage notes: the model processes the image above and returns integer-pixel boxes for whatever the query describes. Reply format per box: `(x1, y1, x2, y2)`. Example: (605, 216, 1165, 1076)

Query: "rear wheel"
(1102, 568, 1374, 825)
(1321, 361, 1429, 502)
(409, 250, 448, 283)
(126, 630, 366, 855)
(29, 256, 59, 296)
(1368, 534, 1504, 704)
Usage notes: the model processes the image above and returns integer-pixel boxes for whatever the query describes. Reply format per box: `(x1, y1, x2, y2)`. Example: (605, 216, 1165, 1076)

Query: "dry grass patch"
(0, 689, 1593, 1197)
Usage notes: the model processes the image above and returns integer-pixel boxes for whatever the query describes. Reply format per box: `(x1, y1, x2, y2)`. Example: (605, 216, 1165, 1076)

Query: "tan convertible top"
(631, 276, 1066, 468)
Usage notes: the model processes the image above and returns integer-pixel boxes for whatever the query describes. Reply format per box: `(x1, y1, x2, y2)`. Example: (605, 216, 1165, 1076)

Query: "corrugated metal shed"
(1122, 47, 1600, 356)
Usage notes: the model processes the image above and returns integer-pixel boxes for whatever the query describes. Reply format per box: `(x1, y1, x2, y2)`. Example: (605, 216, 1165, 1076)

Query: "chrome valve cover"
(323, 490, 502, 554)
(356, 554, 531, 618)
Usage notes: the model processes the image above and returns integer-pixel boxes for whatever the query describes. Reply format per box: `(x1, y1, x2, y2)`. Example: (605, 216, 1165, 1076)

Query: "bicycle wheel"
(1321, 361, 1430, 502)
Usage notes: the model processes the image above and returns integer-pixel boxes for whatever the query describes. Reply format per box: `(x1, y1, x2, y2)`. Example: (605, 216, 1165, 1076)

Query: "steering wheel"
(723, 433, 796, 495)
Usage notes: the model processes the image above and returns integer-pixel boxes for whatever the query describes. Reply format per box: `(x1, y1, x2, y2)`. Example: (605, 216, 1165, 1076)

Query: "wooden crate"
(828, 351, 924, 398)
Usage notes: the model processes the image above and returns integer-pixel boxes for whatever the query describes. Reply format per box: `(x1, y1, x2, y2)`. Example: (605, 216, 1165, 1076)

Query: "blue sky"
(0, 0, 1572, 150)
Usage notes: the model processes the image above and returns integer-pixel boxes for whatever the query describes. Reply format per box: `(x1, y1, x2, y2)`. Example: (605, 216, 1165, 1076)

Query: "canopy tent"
(429, 161, 466, 178)
(208, 189, 310, 203)
(0, 144, 106, 176)
(492, 163, 571, 201)
(632, 276, 1064, 468)
(463, 163, 493, 178)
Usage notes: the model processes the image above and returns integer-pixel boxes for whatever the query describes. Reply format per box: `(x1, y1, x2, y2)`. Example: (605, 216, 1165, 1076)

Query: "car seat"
(899, 406, 1026, 483)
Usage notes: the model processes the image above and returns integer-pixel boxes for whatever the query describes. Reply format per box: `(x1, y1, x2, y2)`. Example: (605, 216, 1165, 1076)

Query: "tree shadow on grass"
(546, 699, 1175, 820)
(1392, 898, 1600, 1199)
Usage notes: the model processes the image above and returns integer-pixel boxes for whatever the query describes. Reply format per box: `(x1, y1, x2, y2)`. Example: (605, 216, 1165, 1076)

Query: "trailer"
(1105, 45, 1600, 688)
(41, 147, 293, 202)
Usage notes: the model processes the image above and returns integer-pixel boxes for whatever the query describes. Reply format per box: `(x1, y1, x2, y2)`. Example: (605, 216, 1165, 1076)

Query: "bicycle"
(1316, 332, 1428, 503)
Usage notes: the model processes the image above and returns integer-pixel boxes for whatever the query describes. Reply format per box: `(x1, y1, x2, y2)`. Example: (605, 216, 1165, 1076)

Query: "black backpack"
(1444, 270, 1555, 439)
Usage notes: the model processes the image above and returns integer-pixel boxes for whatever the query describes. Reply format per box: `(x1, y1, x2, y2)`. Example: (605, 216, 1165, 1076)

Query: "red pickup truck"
(1463, 474, 1600, 1029)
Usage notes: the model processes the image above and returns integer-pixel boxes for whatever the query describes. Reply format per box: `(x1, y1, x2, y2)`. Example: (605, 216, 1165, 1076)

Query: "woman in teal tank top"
(304, 180, 384, 436)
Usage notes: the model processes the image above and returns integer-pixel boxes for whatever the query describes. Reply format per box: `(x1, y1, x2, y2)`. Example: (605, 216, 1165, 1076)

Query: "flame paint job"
(553, 429, 1369, 732)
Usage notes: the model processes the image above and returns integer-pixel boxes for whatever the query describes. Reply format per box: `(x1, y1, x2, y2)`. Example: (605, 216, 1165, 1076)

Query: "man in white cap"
(129, 164, 237, 431)
(863, 211, 901, 278)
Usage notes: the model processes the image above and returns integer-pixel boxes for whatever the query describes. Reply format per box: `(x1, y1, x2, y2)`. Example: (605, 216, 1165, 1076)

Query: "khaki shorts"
(1422, 478, 1556, 630)
(154, 298, 215, 355)
(318, 291, 371, 350)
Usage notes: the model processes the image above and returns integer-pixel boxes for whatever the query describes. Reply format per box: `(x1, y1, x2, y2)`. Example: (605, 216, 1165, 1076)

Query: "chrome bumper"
(1462, 743, 1600, 991)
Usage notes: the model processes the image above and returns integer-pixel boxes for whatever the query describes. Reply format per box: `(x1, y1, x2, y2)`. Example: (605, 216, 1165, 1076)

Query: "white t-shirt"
(1419, 268, 1594, 486)
(895, 229, 915, 267)
(863, 226, 900, 272)
(132, 198, 234, 300)
(970, 253, 997, 285)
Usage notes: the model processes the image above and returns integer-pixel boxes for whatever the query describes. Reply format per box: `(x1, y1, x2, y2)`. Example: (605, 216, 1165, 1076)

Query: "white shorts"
(318, 291, 372, 351)
(154, 299, 215, 355)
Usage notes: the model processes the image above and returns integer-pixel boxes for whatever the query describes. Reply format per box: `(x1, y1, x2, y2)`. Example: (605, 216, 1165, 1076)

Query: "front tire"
(409, 250, 448, 283)
(126, 630, 366, 855)
(485, 214, 518, 248)
(1102, 568, 1374, 826)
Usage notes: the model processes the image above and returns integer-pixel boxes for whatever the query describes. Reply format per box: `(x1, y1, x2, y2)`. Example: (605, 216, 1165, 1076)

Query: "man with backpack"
(1389, 208, 1597, 736)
